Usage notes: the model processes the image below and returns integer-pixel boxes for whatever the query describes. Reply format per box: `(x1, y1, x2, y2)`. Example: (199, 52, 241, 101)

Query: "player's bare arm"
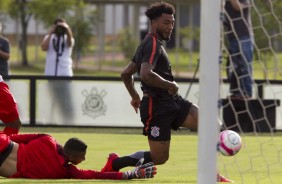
(121, 61, 141, 113)
(5, 119, 21, 130)
(58, 22, 74, 47)
(41, 25, 55, 51)
(140, 62, 179, 95)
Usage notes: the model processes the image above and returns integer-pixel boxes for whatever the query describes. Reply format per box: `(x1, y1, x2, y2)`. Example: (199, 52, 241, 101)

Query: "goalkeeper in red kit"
(0, 75, 21, 135)
(0, 132, 156, 180)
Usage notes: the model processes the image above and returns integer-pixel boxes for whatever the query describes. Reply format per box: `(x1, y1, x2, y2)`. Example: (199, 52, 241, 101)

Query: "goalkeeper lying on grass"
(0, 132, 156, 180)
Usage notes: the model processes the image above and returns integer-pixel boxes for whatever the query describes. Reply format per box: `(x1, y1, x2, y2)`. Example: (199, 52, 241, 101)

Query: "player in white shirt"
(41, 18, 74, 76)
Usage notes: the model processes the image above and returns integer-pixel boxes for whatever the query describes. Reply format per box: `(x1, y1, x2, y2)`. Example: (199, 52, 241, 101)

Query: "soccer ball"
(218, 130, 242, 156)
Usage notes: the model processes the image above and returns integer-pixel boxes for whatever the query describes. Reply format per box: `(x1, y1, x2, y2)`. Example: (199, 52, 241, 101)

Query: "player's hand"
(49, 25, 56, 34)
(125, 159, 157, 179)
(57, 22, 69, 29)
(131, 97, 141, 113)
(168, 81, 179, 96)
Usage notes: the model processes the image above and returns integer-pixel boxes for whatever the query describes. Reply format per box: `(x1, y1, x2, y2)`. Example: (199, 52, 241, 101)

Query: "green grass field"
(1, 127, 282, 183)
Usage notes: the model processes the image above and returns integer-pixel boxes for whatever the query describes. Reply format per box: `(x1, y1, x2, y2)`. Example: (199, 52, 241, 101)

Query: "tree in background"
(179, 26, 200, 52)
(117, 27, 138, 60)
(0, 0, 97, 67)
(6, 0, 32, 66)
(70, 0, 99, 65)
(30, 0, 99, 66)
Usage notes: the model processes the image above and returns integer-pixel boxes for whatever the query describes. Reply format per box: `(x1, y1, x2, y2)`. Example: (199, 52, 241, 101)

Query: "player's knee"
(156, 156, 169, 165)
(152, 154, 169, 165)
(189, 104, 199, 130)
(192, 115, 198, 130)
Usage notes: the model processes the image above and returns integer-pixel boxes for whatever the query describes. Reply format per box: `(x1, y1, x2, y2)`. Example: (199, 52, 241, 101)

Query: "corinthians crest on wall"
(81, 87, 107, 119)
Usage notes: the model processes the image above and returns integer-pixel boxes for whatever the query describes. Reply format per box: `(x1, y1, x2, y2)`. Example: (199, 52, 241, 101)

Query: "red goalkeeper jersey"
(8, 134, 122, 179)
(0, 82, 19, 123)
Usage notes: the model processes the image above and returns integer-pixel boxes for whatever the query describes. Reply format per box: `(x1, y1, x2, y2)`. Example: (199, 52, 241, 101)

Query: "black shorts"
(140, 94, 192, 141)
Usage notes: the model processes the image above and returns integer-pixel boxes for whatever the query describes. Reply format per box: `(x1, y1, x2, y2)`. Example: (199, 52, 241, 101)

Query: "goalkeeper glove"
(125, 159, 157, 179)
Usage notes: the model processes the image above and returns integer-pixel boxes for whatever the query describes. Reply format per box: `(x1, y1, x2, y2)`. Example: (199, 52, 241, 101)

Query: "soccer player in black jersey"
(101, 1, 231, 182)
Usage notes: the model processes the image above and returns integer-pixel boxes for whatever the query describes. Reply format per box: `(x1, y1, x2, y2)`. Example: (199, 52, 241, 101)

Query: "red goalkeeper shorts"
(0, 82, 19, 123)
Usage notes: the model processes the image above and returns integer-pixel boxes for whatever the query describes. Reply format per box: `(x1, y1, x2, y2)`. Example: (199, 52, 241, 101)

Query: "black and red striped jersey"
(132, 33, 174, 99)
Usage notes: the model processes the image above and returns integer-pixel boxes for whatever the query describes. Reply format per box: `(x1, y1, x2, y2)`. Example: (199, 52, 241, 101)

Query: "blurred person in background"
(224, 0, 253, 99)
(0, 132, 156, 180)
(0, 22, 10, 76)
(41, 18, 75, 124)
(41, 17, 74, 76)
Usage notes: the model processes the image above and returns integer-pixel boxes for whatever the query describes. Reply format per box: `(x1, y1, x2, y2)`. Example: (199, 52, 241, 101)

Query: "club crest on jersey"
(151, 126, 160, 137)
(81, 87, 107, 119)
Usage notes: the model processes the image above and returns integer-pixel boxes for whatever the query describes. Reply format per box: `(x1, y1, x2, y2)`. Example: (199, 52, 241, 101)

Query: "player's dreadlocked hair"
(63, 138, 87, 156)
(145, 1, 175, 20)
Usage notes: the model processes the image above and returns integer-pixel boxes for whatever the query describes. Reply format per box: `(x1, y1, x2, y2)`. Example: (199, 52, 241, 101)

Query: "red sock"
(4, 127, 19, 136)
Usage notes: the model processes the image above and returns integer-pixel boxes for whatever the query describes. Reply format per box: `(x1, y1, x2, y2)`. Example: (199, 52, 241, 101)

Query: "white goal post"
(198, 0, 221, 184)
(198, 0, 282, 183)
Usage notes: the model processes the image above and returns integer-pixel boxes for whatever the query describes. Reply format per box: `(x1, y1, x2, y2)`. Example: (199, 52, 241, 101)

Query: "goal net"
(198, 0, 282, 183)
(217, 0, 282, 183)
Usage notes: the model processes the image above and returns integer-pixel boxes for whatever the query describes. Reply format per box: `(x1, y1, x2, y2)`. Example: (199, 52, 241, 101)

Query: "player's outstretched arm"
(67, 162, 156, 180)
